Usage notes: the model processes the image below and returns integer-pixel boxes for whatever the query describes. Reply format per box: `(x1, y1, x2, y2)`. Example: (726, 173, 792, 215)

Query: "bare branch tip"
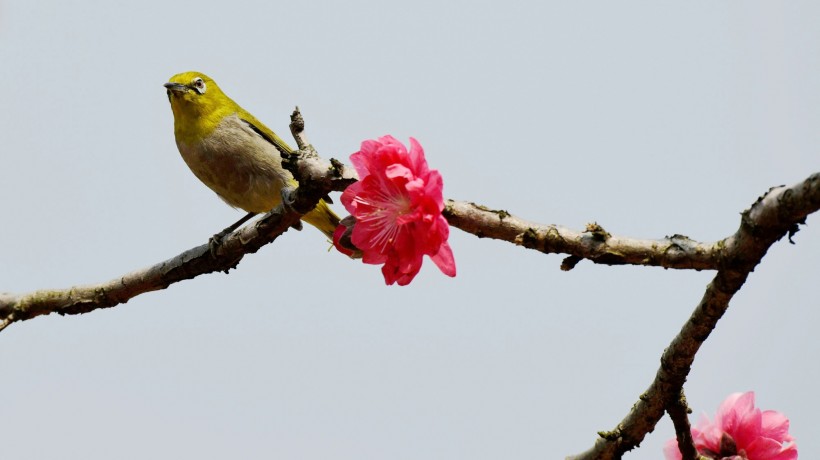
(329, 158, 345, 177)
(291, 105, 302, 118)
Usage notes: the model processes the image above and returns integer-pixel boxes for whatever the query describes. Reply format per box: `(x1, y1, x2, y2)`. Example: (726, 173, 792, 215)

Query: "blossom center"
(355, 189, 412, 252)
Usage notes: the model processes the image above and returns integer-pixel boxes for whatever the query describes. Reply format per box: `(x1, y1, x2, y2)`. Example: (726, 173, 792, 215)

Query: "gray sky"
(1, 1, 818, 458)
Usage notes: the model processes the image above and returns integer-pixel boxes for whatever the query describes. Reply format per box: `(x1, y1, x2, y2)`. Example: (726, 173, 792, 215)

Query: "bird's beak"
(164, 82, 189, 93)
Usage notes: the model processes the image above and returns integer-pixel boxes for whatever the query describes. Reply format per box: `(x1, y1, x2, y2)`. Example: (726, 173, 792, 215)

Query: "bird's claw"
(208, 230, 229, 258)
(280, 186, 297, 210)
(279, 186, 304, 231)
(207, 212, 255, 257)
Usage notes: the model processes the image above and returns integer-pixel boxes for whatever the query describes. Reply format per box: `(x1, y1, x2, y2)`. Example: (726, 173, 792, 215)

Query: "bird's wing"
(238, 108, 295, 156)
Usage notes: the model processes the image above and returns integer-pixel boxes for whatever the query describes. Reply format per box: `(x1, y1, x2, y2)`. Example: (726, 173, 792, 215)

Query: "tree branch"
(443, 201, 720, 270)
(0, 197, 303, 332)
(1, 162, 817, 336)
(666, 390, 705, 460)
(566, 172, 820, 460)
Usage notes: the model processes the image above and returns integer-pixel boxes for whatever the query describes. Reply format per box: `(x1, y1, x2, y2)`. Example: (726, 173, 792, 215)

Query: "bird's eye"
(192, 77, 206, 94)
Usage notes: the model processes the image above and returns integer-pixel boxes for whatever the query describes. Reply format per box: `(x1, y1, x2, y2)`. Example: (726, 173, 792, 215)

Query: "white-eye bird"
(164, 71, 340, 242)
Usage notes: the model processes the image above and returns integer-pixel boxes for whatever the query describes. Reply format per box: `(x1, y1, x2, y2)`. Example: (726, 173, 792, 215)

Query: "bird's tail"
(302, 199, 341, 240)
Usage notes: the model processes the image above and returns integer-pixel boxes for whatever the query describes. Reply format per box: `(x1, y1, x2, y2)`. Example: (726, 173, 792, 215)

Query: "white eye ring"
(192, 77, 206, 94)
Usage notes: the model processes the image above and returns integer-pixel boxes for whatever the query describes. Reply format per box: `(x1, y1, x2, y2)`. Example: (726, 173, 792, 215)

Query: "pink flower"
(335, 135, 456, 285)
(664, 392, 797, 460)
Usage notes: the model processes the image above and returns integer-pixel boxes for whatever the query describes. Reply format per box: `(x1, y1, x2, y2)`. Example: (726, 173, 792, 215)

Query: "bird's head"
(164, 71, 231, 121)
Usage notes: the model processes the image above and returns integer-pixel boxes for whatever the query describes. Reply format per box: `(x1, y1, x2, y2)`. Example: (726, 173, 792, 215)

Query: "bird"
(163, 71, 340, 244)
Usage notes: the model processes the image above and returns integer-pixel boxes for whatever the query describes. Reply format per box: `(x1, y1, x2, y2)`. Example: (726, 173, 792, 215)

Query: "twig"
(289, 106, 309, 151)
(280, 107, 358, 207)
(666, 390, 702, 460)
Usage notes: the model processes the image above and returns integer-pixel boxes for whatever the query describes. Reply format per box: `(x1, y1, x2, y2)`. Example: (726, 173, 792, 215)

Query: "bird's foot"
(208, 229, 230, 258)
(280, 185, 297, 210)
(207, 212, 256, 258)
(280, 186, 303, 231)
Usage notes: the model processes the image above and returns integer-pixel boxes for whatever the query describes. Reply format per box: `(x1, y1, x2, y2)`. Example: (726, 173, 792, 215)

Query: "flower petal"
(662, 438, 684, 460)
(430, 241, 457, 277)
(408, 137, 430, 177)
(717, 392, 759, 444)
(745, 437, 797, 460)
(385, 163, 414, 182)
(424, 170, 445, 209)
(760, 410, 793, 442)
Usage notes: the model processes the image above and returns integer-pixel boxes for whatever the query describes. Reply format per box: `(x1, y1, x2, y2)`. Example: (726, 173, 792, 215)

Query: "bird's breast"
(176, 114, 293, 213)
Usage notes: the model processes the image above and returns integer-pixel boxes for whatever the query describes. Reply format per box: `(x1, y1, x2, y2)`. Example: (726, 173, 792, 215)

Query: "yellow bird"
(164, 71, 340, 242)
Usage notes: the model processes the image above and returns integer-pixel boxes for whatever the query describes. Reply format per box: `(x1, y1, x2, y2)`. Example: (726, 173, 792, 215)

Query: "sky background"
(1, 1, 818, 459)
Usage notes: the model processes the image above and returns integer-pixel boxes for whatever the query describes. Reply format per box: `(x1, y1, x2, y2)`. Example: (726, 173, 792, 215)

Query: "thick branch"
(567, 172, 820, 460)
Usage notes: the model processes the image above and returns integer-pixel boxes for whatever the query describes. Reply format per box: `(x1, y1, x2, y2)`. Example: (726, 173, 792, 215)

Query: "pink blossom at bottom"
(664, 392, 797, 460)
(334, 135, 456, 286)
